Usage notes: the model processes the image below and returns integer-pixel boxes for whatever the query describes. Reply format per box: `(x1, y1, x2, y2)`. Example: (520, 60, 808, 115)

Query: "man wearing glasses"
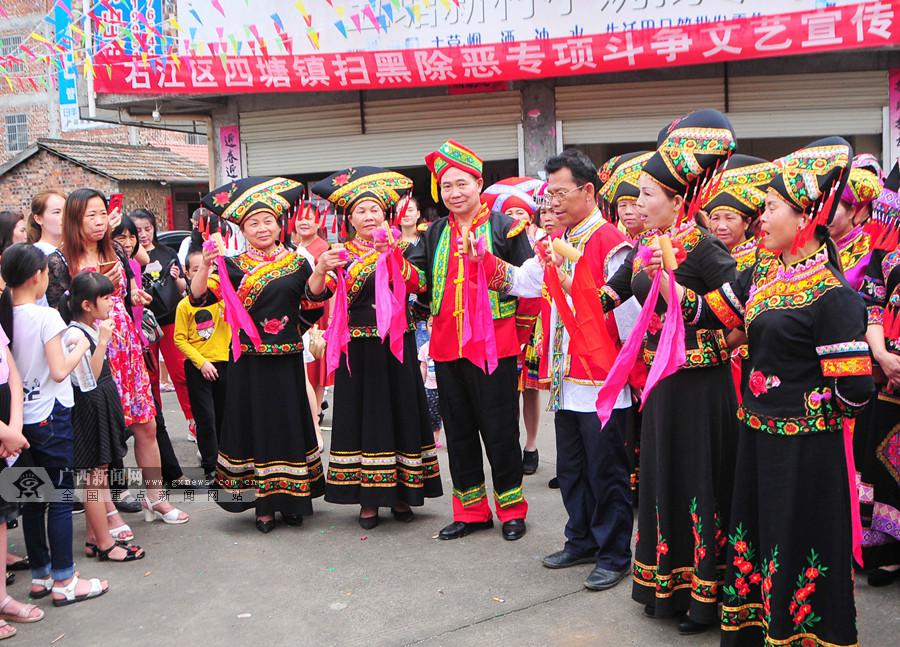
(497, 149, 640, 591)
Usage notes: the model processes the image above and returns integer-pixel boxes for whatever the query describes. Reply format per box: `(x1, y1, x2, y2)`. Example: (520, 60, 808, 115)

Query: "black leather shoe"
(391, 507, 415, 523)
(643, 604, 656, 618)
(438, 520, 494, 540)
(678, 615, 711, 635)
(868, 567, 900, 587)
(542, 549, 597, 569)
(359, 514, 380, 530)
(502, 519, 527, 541)
(548, 477, 560, 489)
(255, 518, 275, 534)
(522, 449, 539, 475)
(584, 566, 629, 591)
(281, 513, 304, 527)
(114, 491, 142, 514)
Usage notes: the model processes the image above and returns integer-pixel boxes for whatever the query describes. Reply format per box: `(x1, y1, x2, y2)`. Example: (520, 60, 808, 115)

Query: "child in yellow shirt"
(174, 250, 231, 481)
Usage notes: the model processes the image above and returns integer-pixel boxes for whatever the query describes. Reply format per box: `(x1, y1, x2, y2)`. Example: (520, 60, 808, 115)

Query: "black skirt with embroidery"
(326, 332, 442, 507)
(720, 425, 857, 646)
(214, 353, 325, 516)
(631, 364, 738, 624)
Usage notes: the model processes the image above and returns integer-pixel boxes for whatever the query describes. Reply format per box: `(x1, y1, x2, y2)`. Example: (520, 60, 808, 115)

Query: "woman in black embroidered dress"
(190, 177, 344, 534)
(597, 110, 740, 634)
(858, 163, 900, 587)
(311, 167, 441, 529)
(646, 137, 874, 647)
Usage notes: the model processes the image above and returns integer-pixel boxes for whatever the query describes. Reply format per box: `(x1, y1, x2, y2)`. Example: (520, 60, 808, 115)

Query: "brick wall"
(0, 149, 178, 232)
(0, 148, 118, 216)
(120, 181, 172, 232)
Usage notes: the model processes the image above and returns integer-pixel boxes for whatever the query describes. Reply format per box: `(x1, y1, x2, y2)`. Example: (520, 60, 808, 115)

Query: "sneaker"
(160, 381, 175, 393)
(72, 501, 85, 514)
(187, 419, 197, 443)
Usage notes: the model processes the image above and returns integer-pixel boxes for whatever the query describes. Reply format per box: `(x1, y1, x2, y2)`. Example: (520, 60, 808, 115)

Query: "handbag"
(307, 325, 326, 360)
(145, 259, 183, 320)
(142, 308, 163, 344)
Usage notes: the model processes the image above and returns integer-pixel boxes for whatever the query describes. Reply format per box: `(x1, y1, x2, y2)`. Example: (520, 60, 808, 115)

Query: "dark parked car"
(158, 230, 191, 256)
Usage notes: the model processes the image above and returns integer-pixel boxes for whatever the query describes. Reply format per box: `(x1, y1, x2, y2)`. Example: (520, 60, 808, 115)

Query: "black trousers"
(434, 356, 523, 504)
(184, 360, 228, 474)
(154, 390, 183, 484)
(555, 408, 633, 571)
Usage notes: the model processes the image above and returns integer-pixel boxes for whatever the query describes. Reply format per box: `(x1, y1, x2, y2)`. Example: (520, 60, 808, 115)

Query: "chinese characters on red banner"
(218, 125, 242, 184)
(99, 2, 896, 95)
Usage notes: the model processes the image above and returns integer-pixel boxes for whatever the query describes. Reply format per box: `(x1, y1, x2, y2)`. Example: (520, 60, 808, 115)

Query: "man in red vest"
(408, 140, 533, 541)
(499, 149, 638, 590)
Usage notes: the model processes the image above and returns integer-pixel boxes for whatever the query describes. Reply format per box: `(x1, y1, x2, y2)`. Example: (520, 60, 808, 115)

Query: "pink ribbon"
(596, 268, 662, 428)
(216, 255, 261, 361)
(471, 255, 499, 374)
(387, 249, 407, 361)
(640, 268, 686, 408)
(324, 267, 351, 376)
(843, 417, 864, 567)
(375, 251, 393, 340)
(374, 245, 408, 363)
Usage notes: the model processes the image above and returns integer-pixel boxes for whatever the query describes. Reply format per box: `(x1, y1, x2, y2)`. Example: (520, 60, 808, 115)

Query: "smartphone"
(98, 260, 118, 274)
(107, 193, 123, 214)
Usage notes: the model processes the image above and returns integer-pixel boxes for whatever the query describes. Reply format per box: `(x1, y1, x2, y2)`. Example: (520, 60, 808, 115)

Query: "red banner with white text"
(94, 1, 899, 95)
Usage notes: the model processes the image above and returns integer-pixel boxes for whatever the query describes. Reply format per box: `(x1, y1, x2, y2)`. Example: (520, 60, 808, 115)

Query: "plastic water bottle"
(62, 328, 97, 392)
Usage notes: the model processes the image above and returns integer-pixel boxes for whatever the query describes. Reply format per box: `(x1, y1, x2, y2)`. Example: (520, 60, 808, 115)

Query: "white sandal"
(0, 595, 44, 623)
(107, 509, 134, 540)
(143, 499, 189, 524)
(0, 620, 15, 641)
(29, 576, 53, 599)
(51, 575, 108, 607)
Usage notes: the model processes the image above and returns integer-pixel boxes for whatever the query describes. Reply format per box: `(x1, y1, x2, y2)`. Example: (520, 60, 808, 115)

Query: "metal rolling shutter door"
(557, 71, 887, 145)
(241, 91, 522, 176)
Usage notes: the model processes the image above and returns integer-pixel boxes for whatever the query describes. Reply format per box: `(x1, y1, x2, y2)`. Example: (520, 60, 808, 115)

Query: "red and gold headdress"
(424, 139, 483, 202)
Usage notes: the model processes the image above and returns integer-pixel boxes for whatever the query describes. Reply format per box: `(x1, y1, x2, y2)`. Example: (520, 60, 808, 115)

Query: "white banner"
(177, 0, 867, 57)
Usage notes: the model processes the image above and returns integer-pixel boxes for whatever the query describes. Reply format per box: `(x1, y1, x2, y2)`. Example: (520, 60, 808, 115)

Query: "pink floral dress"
(47, 250, 156, 426)
(104, 275, 156, 426)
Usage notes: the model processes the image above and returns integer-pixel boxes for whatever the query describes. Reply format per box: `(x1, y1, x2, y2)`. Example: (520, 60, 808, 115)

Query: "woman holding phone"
(46, 189, 189, 529)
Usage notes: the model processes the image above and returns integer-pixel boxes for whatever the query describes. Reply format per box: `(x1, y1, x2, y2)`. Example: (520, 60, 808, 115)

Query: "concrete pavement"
(10, 391, 900, 646)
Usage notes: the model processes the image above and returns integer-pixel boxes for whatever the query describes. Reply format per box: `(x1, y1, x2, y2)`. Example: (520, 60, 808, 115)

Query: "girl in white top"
(0, 243, 109, 607)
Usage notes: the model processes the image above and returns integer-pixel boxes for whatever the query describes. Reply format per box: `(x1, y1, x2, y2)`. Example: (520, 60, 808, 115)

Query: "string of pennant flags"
(0, 0, 461, 91)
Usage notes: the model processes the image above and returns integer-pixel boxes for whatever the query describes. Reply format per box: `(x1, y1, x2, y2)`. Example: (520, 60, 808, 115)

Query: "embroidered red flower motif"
(261, 316, 288, 335)
(332, 173, 350, 186)
(647, 313, 662, 335)
(747, 370, 782, 397)
(748, 370, 767, 397)
(734, 540, 748, 555)
(805, 567, 819, 580)
(212, 191, 231, 207)
(793, 603, 812, 624)
(795, 583, 815, 601)
(749, 572, 762, 584)
(656, 541, 669, 555)
(672, 240, 687, 265)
